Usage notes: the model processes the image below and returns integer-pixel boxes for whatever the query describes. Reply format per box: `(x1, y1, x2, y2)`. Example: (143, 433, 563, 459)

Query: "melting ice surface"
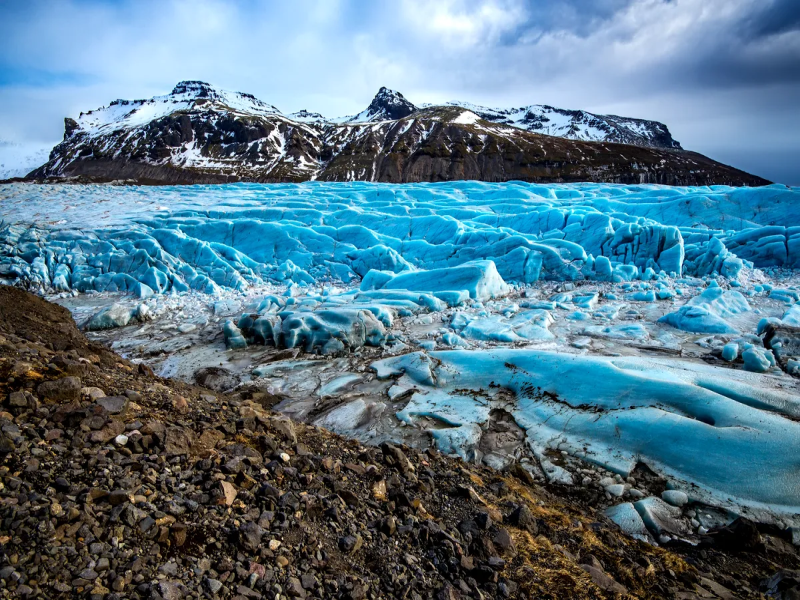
(3, 180, 800, 536)
(375, 349, 800, 521)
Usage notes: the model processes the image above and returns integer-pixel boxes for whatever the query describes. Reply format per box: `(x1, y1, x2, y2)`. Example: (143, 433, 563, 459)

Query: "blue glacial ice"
(2, 181, 799, 295)
(373, 349, 800, 521)
(659, 285, 751, 334)
(84, 302, 150, 331)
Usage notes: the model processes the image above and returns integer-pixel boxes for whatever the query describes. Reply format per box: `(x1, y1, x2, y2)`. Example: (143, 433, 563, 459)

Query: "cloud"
(399, 0, 527, 47)
(0, 0, 797, 183)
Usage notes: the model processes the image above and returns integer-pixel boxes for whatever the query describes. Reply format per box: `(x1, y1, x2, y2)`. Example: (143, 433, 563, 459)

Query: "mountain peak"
(170, 81, 217, 98)
(360, 87, 417, 121)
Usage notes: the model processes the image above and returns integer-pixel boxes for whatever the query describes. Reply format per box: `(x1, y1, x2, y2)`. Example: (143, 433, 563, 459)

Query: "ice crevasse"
(2, 181, 799, 295)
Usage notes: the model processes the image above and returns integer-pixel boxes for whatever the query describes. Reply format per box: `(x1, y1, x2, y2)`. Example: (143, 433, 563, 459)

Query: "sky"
(0, 0, 798, 184)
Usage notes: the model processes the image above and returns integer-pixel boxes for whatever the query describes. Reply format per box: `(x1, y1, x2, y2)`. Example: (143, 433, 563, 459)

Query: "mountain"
(0, 139, 53, 179)
(25, 81, 768, 186)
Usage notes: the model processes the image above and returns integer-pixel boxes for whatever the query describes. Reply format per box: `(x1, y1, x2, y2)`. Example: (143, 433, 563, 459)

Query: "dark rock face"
(170, 80, 216, 97)
(63, 118, 80, 139)
(361, 87, 417, 121)
(319, 116, 766, 186)
(29, 110, 769, 187)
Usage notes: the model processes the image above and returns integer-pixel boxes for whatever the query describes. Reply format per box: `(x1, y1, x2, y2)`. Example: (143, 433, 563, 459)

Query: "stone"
(45, 428, 63, 441)
(206, 578, 224, 595)
(272, 417, 297, 444)
(580, 564, 628, 595)
(172, 395, 189, 413)
(37, 376, 81, 401)
(287, 577, 306, 597)
(157, 581, 185, 600)
(381, 516, 397, 536)
(301, 573, 318, 590)
(81, 387, 106, 399)
(339, 534, 363, 553)
(492, 527, 515, 554)
(7, 391, 27, 408)
(196, 429, 225, 455)
(372, 480, 387, 501)
(708, 517, 762, 551)
(605, 484, 626, 498)
(338, 489, 361, 507)
(474, 511, 492, 530)
(239, 521, 264, 552)
(507, 504, 537, 534)
(382, 443, 414, 474)
(139, 516, 156, 532)
(96, 395, 129, 415)
(165, 426, 194, 455)
(109, 489, 130, 506)
(218, 481, 238, 506)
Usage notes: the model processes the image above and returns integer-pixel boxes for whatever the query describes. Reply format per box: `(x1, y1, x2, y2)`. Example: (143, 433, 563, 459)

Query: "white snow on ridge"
(443, 100, 678, 147)
(452, 110, 480, 125)
(75, 81, 282, 135)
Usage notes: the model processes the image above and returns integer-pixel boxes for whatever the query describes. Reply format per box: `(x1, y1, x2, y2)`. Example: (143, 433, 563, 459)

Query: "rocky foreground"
(1, 285, 799, 600)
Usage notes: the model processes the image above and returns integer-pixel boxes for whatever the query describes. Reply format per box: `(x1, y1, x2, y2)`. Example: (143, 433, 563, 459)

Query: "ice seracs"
(4, 182, 798, 298)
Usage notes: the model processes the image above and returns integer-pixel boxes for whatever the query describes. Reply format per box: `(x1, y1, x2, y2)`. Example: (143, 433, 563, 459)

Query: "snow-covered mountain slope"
(28, 81, 767, 186)
(74, 80, 281, 135)
(440, 101, 682, 149)
(0, 140, 53, 180)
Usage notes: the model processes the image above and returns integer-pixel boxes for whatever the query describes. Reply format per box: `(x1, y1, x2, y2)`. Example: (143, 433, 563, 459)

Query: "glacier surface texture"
(1, 181, 799, 294)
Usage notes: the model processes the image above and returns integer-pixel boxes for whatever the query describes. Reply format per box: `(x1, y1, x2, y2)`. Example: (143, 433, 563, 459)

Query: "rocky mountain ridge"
(24, 81, 768, 186)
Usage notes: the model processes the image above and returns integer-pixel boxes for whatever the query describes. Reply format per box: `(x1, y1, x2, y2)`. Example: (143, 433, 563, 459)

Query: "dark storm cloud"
(648, 0, 800, 90)
(740, 0, 800, 37)
(0, 0, 797, 184)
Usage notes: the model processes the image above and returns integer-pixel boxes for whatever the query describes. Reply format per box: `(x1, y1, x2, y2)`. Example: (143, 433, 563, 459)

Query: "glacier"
(3, 179, 800, 542)
(1, 181, 799, 295)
